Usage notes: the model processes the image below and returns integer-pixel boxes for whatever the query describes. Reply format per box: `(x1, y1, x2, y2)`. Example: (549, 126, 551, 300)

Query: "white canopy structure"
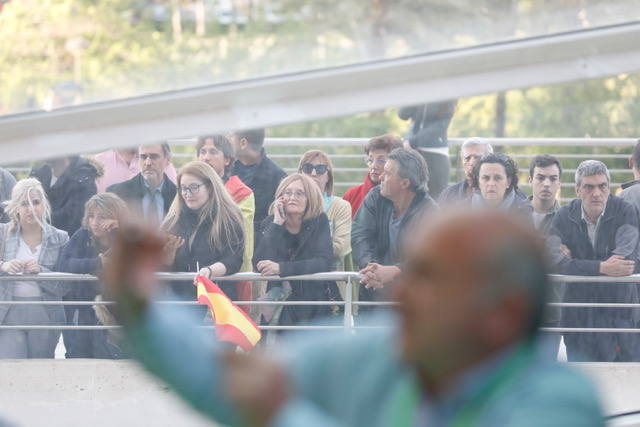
(0, 21, 639, 164)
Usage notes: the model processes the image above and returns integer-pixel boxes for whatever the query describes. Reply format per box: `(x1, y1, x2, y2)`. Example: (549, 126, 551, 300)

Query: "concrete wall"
(0, 360, 216, 427)
(0, 360, 639, 426)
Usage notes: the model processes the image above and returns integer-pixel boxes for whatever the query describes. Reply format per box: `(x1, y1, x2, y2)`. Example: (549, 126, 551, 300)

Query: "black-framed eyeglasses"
(301, 163, 328, 175)
(180, 183, 205, 195)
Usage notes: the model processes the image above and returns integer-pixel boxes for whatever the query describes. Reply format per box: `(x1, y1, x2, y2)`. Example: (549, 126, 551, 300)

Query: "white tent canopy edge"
(1, 22, 640, 164)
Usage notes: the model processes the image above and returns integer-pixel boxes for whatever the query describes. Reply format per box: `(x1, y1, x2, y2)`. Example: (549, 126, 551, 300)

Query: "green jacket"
(126, 304, 604, 427)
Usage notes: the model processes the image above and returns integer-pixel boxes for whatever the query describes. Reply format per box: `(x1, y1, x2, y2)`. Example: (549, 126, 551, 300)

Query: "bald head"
(394, 209, 549, 387)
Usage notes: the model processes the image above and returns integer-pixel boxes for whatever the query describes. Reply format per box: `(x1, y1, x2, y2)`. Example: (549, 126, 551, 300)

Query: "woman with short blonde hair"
(253, 173, 338, 327)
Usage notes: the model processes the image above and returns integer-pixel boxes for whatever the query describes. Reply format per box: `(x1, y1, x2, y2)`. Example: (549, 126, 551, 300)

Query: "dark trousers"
(419, 151, 450, 199)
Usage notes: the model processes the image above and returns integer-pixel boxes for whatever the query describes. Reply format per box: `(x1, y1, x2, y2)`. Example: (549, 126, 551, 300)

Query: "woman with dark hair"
(471, 153, 532, 218)
(197, 135, 254, 302)
(58, 192, 129, 358)
(253, 173, 337, 327)
(162, 161, 245, 301)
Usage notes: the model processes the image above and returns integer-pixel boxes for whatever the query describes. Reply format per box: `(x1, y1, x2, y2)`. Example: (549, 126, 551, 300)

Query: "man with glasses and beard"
(107, 144, 177, 225)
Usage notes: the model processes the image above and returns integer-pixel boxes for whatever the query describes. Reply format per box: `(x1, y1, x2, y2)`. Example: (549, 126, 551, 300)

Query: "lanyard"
(388, 344, 532, 427)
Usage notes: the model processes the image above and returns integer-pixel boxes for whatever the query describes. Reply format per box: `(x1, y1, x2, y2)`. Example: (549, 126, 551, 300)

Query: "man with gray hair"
(352, 147, 438, 303)
(439, 137, 493, 205)
(548, 160, 640, 361)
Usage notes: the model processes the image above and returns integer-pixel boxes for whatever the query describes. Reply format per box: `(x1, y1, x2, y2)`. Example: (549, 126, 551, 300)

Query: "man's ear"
(401, 178, 411, 191)
(240, 138, 249, 151)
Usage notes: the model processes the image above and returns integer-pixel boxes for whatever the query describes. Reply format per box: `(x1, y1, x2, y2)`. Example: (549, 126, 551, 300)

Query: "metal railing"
(2, 272, 640, 334)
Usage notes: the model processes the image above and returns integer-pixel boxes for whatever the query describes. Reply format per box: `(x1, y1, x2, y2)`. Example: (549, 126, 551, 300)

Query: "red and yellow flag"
(195, 275, 261, 351)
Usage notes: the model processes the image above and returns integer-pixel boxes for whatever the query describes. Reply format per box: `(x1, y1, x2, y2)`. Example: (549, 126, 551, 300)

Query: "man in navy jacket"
(548, 160, 640, 361)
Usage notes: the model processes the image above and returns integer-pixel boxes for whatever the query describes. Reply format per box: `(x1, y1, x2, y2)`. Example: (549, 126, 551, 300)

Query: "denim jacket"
(0, 222, 69, 325)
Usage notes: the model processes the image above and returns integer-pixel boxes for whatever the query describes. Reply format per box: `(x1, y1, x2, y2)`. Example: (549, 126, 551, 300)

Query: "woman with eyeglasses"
(298, 150, 353, 291)
(196, 135, 254, 303)
(162, 161, 245, 301)
(343, 134, 403, 218)
(0, 178, 69, 358)
(253, 174, 338, 327)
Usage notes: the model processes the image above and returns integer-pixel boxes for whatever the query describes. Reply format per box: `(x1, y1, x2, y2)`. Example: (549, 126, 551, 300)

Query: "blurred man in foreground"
(105, 210, 603, 427)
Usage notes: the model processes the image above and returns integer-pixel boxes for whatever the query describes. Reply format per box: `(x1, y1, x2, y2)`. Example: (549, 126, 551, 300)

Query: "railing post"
(343, 274, 354, 334)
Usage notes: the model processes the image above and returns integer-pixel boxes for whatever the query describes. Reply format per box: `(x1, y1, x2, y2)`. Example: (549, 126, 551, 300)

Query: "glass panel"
(1, 0, 639, 115)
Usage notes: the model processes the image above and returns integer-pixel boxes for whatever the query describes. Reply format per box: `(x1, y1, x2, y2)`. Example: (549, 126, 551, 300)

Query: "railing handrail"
(0, 271, 638, 283)
(0, 271, 362, 282)
(165, 136, 640, 148)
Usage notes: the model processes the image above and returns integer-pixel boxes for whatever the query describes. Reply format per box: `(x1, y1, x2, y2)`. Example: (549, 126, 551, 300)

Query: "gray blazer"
(0, 222, 69, 325)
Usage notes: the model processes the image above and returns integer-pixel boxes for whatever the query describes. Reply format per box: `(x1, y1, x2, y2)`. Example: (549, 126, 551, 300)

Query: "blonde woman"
(57, 193, 128, 358)
(253, 174, 337, 326)
(0, 178, 69, 358)
(162, 161, 245, 300)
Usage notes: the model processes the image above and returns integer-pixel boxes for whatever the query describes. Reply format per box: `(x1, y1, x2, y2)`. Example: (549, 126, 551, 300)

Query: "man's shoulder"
(556, 199, 581, 217)
(107, 173, 142, 196)
(439, 180, 466, 203)
(262, 155, 286, 178)
(496, 360, 603, 424)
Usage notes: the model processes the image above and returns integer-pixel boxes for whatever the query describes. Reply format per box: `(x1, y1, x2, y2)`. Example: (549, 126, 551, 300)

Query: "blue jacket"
(125, 304, 604, 427)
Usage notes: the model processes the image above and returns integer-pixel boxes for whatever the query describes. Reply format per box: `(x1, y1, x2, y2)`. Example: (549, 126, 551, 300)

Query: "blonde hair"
(82, 193, 129, 229)
(297, 150, 335, 195)
(269, 174, 324, 221)
(162, 161, 244, 250)
(6, 178, 51, 230)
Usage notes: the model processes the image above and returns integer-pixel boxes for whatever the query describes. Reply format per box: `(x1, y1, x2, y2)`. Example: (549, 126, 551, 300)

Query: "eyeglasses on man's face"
(180, 183, 205, 195)
(301, 163, 328, 175)
(140, 153, 163, 161)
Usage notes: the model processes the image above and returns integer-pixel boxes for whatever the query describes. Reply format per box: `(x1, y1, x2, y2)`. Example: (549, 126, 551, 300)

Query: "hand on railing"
(359, 263, 401, 289)
(256, 260, 280, 276)
(1, 259, 25, 275)
(599, 255, 635, 277)
(0, 259, 40, 275)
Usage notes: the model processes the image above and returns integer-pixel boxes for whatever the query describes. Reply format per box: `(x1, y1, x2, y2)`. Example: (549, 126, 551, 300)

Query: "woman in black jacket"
(253, 173, 338, 326)
(471, 153, 533, 220)
(162, 161, 244, 301)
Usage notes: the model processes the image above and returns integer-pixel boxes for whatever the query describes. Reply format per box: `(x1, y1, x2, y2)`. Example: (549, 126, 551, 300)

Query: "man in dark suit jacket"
(229, 129, 286, 236)
(30, 155, 99, 236)
(107, 144, 176, 224)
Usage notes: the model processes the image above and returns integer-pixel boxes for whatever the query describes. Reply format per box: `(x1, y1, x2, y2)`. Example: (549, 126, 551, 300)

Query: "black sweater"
(168, 209, 244, 300)
(253, 214, 338, 325)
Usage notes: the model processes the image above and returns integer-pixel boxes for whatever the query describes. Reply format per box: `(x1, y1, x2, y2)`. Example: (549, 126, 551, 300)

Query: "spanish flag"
(195, 275, 262, 351)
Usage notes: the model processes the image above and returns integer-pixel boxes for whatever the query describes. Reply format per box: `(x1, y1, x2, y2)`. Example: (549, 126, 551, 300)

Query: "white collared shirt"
(581, 202, 607, 249)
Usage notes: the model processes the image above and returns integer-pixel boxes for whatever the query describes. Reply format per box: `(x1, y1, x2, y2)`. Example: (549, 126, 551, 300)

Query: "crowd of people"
(0, 127, 639, 363)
